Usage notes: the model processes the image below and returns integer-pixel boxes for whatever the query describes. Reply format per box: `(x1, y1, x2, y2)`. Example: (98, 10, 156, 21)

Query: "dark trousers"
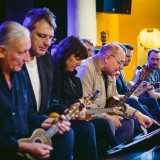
(51, 129, 74, 160)
(90, 118, 118, 159)
(139, 97, 160, 122)
(71, 120, 98, 160)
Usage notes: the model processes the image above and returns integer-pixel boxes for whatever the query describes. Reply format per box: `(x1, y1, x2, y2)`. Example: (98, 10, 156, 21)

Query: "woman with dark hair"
(51, 35, 118, 160)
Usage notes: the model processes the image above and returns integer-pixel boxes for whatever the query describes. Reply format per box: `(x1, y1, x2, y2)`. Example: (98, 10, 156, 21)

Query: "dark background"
(0, 0, 132, 43)
(0, 0, 67, 44)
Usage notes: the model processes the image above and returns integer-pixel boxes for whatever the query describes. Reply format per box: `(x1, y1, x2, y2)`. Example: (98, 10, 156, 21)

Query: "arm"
(18, 142, 53, 159)
(133, 110, 160, 129)
(147, 89, 160, 99)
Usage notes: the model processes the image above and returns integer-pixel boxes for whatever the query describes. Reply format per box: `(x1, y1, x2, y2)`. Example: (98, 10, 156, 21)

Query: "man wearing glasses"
(22, 8, 74, 160)
(76, 42, 159, 146)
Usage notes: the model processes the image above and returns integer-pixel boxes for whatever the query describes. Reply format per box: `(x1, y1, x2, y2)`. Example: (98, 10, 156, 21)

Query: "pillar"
(67, 0, 97, 45)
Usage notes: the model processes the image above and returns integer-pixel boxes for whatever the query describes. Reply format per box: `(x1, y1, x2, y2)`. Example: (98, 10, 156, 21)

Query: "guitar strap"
(102, 72, 111, 107)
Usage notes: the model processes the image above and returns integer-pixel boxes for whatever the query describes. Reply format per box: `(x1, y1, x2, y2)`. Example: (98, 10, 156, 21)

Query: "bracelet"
(132, 109, 139, 118)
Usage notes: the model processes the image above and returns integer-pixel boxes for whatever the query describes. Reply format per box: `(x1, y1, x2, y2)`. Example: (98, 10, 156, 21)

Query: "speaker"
(96, 0, 132, 14)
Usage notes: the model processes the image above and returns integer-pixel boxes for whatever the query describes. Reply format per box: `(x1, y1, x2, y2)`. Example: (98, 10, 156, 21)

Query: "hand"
(57, 115, 71, 134)
(19, 142, 53, 159)
(76, 107, 87, 120)
(41, 117, 58, 129)
(134, 111, 160, 128)
(41, 116, 71, 134)
(127, 81, 135, 87)
(106, 114, 123, 128)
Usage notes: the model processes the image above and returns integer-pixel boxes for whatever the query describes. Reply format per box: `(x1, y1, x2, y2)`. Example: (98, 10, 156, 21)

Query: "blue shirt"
(0, 68, 46, 158)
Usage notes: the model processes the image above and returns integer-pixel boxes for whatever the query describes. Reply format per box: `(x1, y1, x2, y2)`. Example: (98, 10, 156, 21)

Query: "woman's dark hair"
(52, 35, 88, 70)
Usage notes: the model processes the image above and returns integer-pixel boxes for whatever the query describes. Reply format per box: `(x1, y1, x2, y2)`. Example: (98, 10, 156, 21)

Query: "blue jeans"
(139, 97, 160, 122)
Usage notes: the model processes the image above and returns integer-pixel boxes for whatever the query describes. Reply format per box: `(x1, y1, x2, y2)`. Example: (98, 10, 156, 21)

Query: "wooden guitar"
(17, 102, 81, 160)
(86, 65, 153, 119)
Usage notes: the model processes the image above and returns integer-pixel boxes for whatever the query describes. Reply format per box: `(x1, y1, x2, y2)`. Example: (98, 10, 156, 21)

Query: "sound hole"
(34, 138, 42, 143)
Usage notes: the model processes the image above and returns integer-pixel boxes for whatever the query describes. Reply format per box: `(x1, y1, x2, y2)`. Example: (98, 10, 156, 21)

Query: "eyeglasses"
(110, 55, 125, 66)
(35, 32, 57, 44)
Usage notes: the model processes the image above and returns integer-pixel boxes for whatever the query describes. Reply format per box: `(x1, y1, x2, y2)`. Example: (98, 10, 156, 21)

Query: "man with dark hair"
(122, 43, 134, 67)
(133, 49, 160, 105)
(22, 7, 74, 160)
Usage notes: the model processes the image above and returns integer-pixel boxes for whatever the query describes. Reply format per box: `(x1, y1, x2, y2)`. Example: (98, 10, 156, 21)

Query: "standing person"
(82, 38, 95, 57)
(51, 35, 117, 160)
(22, 8, 74, 160)
(0, 21, 70, 160)
(76, 42, 160, 144)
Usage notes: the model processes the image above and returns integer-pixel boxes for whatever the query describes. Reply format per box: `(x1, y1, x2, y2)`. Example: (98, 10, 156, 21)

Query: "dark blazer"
(23, 52, 54, 115)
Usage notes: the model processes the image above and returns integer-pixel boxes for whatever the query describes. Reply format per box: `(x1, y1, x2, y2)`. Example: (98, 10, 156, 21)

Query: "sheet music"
(107, 128, 160, 154)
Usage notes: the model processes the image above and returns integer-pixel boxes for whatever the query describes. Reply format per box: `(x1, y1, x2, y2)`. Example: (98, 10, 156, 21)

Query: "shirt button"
(12, 112, 15, 116)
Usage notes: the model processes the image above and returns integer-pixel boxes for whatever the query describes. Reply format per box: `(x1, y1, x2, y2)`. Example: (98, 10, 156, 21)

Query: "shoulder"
(77, 57, 97, 73)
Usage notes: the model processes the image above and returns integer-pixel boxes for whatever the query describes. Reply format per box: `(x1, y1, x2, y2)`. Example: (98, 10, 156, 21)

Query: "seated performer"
(0, 21, 70, 160)
(76, 42, 160, 145)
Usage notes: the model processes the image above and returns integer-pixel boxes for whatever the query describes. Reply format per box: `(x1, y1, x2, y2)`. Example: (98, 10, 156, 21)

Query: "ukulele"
(17, 102, 81, 160)
(17, 90, 100, 160)
(86, 65, 153, 119)
(133, 82, 160, 97)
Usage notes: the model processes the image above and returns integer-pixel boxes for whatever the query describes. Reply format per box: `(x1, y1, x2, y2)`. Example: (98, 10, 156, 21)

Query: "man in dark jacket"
(0, 21, 70, 160)
(22, 8, 74, 160)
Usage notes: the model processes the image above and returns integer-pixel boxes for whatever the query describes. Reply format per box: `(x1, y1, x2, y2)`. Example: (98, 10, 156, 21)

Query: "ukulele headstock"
(139, 65, 153, 81)
(66, 102, 81, 120)
(84, 90, 100, 105)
